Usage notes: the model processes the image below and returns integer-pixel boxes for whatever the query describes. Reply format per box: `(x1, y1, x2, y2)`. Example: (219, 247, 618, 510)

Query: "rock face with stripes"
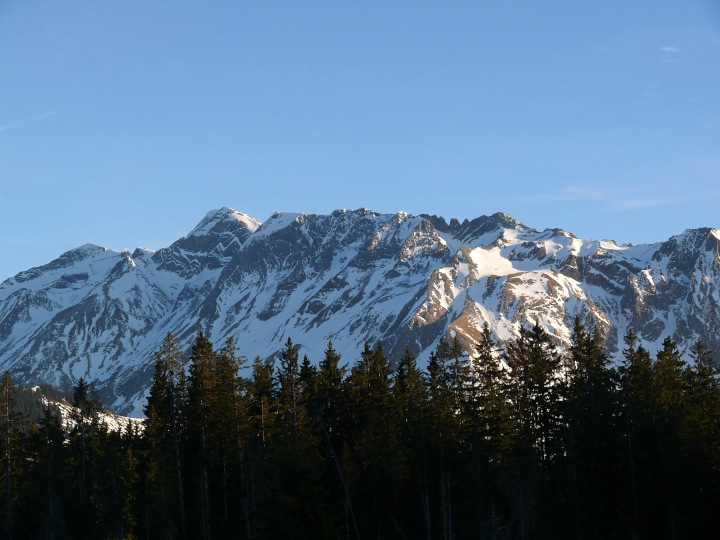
(1, 207, 718, 415)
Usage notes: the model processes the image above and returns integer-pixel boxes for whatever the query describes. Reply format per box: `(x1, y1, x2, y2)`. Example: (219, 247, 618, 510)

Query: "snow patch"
(253, 212, 302, 238)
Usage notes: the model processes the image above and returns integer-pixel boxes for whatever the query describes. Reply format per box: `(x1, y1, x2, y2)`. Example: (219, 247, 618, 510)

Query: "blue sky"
(1, 1, 719, 280)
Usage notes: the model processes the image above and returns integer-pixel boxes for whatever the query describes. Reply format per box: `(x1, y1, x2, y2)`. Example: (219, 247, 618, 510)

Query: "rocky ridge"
(1, 207, 718, 415)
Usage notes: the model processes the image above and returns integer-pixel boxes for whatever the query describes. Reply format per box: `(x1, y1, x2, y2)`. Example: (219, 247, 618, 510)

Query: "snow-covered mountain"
(29, 386, 144, 433)
(1, 207, 718, 416)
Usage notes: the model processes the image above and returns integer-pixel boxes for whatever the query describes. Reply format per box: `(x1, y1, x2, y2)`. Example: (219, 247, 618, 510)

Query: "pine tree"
(67, 377, 104, 539)
(144, 331, 188, 539)
(212, 337, 247, 536)
(393, 346, 431, 539)
(245, 355, 276, 538)
(0, 372, 22, 540)
(276, 338, 303, 441)
(119, 424, 142, 539)
(425, 337, 463, 540)
(464, 323, 512, 537)
(502, 322, 564, 538)
(563, 317, 620, 538)
(312, 340, 353, 539)
(651, 336, 690, 537)
(299, 355, 317, 398)
(618, 328, 655, 537)
(19, 406, 69, 538)
(186, 332, 217, 540)
(315, 340, 346, 449)
(684, 340, 720, 535)
(267, 338, 329, 539)
(346, 341, 401, 538)
(95, 428, 132, 538)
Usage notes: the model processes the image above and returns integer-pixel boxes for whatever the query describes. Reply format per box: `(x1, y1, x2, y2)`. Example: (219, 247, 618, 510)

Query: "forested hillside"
(0, 322, 718, 539)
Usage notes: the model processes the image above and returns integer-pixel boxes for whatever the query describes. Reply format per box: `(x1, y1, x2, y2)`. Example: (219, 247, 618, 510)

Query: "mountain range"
(1, 207, 718, 416)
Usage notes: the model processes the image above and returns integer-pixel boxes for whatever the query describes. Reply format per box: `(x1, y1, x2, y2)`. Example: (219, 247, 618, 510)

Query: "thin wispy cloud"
(518, 185, 713, 212)
(556, 187, 606, 201)
(519, 187, 607, 203)
(0, 111, 55, 134)
(659, 46, 681, 64)
(587, 46, 640, 55)
(608, 197, 675, 211)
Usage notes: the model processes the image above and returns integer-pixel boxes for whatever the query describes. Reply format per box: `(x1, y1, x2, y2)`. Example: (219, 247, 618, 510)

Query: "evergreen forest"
(0, 319, 719, 539)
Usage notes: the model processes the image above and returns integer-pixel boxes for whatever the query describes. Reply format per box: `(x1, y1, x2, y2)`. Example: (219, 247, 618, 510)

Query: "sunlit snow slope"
(1, 207, 718, 416)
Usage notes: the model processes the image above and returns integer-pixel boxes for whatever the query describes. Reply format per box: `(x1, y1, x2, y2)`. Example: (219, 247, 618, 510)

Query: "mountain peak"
(489, 211, 525, 229)
(187, 207, 261, 239)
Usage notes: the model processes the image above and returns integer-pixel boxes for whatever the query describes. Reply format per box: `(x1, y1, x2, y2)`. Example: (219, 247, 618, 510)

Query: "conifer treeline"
(1, 319, 719, 539)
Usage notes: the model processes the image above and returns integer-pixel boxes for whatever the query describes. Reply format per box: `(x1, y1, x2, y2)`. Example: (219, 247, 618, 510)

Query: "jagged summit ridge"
(0, 208, 718, 416)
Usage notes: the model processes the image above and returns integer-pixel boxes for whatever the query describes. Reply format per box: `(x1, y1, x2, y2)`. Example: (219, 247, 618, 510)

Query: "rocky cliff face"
(1, 207, 718, 415)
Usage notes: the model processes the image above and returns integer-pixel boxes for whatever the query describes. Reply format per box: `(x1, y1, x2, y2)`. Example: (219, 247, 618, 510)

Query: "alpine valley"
(1, 207, 718, 416)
